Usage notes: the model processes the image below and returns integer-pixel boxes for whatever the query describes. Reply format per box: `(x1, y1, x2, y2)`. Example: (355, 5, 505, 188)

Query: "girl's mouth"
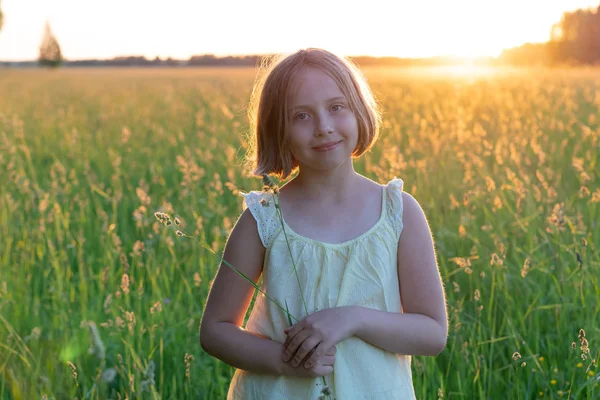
(313, 141, 342, 151)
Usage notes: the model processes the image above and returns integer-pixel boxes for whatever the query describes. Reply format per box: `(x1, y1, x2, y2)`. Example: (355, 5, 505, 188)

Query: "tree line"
(498, 4, 600, 65)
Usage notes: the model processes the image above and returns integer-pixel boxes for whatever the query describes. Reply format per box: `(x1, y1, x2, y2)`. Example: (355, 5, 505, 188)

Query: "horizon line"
(0, 52, 506, 63)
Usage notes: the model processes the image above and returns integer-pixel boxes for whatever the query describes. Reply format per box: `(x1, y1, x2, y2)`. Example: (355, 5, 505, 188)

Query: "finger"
(325, 345, 337, 356)
(283, 327, 294, 348)
(291, 337, 321, 367)
(283, 323, 300, 346)
(314, 365, 333, 377)
(283, 323, 303, 349)
(304, 342, 326, 369)
(282, 329, 301, 359)
(291, 337, 319, 367)
(322, 355, 335, 366)
(283, 330, 309, 362)
(302, 347, 317, 369)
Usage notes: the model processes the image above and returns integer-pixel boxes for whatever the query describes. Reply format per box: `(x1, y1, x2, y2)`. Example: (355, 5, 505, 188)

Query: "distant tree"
(39, 21, 63, 68)
(549, 5, 600, 64)
(499, 43, 552, 66)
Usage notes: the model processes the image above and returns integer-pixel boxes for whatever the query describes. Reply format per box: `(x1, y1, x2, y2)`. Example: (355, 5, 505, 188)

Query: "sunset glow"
(0, 0, 598, 61)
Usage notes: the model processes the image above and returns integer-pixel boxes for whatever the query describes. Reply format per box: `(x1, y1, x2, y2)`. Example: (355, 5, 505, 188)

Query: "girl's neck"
(285, 161, 363, 204)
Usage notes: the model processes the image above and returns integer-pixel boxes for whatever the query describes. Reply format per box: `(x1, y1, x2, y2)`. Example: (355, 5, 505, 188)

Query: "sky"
(0, 0, 599, 61)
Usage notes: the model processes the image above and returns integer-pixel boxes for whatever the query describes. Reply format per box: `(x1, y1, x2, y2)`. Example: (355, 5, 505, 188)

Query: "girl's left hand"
(282, 306, 357, 368)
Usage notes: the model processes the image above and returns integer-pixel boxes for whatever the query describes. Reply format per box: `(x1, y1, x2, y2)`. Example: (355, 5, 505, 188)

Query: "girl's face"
(286, 67, 359, 173)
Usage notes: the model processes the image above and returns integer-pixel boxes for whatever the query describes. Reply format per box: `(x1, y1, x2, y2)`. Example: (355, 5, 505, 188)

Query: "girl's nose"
(314, 116, 334, 137)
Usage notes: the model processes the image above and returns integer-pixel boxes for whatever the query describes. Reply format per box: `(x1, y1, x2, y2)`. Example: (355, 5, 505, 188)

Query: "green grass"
(0, 65, 598, 399)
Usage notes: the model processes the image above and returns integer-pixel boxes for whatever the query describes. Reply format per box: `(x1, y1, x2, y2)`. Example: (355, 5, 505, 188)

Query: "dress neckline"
(278, 184, 387, 249)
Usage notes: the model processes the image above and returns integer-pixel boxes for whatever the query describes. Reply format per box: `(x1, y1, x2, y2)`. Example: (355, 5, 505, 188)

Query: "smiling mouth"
(313, 141, 342, 150)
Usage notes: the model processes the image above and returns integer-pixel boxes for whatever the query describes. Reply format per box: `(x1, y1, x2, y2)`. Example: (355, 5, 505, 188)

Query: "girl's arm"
(202, 321, 293, 376)
(200, 208, 290, 376)
(353, 192, 448, 356)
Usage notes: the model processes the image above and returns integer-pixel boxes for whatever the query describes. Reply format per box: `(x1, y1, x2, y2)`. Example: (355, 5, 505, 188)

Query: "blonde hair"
(245, 48, 381, 179)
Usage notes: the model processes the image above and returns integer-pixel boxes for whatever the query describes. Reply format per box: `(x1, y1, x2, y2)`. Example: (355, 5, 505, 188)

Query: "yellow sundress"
(227, 178, 416, 399)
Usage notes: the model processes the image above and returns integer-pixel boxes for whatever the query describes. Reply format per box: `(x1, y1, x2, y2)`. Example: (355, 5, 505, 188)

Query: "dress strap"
(239, 190, 281, 248)
(386, 177, 405, 241)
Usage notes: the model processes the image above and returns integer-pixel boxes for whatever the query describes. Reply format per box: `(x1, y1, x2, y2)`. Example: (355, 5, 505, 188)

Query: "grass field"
(0, 65, 598, 399)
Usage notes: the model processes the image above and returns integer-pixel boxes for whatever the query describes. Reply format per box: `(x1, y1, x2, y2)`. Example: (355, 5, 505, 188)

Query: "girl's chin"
(297, 158, 352, 171)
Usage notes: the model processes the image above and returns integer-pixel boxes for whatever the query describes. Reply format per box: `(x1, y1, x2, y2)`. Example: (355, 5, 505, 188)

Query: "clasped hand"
(282, 306, 356, 369)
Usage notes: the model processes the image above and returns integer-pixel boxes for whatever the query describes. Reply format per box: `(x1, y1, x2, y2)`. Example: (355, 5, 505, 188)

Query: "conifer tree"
(39, 21, 63, 68)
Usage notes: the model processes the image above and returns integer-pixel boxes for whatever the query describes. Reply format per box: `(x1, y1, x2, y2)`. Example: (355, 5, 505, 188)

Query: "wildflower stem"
(203, 242, 301, 323)
(270, 188, 332, 399)
(272, 194, 310, 318)
(171, 228, 300, 324)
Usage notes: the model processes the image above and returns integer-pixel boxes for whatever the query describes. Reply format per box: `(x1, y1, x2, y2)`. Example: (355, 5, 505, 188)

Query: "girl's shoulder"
(384, 177, 405, 240)
(385, 176, 404, 193)
(239, 190, 280, 248)
(239, 189, 276, 210)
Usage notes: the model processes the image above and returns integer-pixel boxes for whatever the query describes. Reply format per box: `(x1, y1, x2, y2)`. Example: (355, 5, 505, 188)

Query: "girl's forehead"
(287, 68, 345, 103)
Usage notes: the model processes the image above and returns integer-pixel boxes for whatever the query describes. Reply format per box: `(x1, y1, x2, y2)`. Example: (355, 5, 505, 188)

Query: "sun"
(421, 57, 504, 79)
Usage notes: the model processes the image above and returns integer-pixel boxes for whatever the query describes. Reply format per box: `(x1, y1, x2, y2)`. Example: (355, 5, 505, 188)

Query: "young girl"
(200, 48, 448, 400)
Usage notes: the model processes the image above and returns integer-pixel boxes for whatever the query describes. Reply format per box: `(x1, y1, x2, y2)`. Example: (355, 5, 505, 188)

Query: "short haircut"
(245, 48, 381, 179)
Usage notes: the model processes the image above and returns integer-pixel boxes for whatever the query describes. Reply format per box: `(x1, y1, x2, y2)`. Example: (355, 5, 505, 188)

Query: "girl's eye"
(331, 104, 344, 112)
(295, 112, 309, 120)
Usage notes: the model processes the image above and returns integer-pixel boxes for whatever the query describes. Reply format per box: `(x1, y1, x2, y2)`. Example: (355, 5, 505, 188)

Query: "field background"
(0, 66, 599, 399)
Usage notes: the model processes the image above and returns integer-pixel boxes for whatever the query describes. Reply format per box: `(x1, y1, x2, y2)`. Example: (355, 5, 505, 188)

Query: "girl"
(200, 48, 448, 400)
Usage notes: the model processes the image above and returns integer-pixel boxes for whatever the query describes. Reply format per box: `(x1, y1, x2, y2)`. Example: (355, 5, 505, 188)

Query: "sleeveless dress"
(227, 178, 416, 400)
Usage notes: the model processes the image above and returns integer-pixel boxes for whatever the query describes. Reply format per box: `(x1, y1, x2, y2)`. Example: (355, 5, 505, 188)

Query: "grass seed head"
(101, 368, 117, 383)
(87, 321, 106, 360)
(67, 361, 77, 380)
(261, 174, 279, 194)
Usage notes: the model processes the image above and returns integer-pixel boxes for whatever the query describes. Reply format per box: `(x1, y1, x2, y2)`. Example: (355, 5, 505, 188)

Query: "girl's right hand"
(282, 345, 336, 379)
